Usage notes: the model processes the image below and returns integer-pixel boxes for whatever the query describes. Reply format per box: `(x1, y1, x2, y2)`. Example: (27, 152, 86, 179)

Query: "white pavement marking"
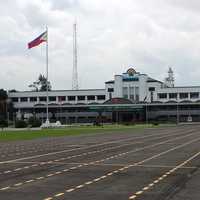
(0, 131, 180, 165)
(0, 187, 10, 191)
(128, 150, 200, 199)
(14, 183, 22, 186)
(0, 129, 195, 192)
(55, 193, 64, 197)
(0, 131, 185, 177)
(14, 161, 195, 169)
(42, 132, 200, 200)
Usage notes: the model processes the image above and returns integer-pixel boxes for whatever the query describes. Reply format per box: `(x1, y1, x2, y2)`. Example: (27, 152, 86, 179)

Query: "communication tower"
(164, 67, 174, 87)
(72, 22, 79, 90)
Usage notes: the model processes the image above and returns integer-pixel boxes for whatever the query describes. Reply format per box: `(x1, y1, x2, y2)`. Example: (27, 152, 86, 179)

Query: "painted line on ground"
(128, 150, 200, 199)
(42, 132, 200, 200)
(10, 161, 198, 169)
(0, 130, 186, 176)
(0, 129, 196, 191)
(0, 130, 171, 164)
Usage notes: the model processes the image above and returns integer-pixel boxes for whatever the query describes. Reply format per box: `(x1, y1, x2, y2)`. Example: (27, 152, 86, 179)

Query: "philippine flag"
(28, 31, 47, 49)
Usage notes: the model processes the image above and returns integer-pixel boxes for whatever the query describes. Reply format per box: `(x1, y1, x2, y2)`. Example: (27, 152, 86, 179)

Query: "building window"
(49, 96, 56, 102)
(12, 97, 18, 102)
(20, 97, 28, 102)
(87, 95, 95, 100)
(158, 93, 167, 99)
(169, 93, 177, 99)
(123, 87, 128, 99)
(190, 92, 199, 99)
(149, 87, 155, 91)
(129, 87, 134, 101)
(78, 96, 85, 101)
(97, 95, 105, 100)
(107, 88, 114, 92)
(58, 96, 66, 101)
(135, 87, 139, 102)
(68, 96, 76, 101)
(30, 97, 37, 102)
(39, 96, 47, 101)
(179, 93, 188, 99)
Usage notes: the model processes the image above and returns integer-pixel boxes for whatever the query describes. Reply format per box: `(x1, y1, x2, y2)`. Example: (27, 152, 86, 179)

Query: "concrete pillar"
(113, 75, 123, 98)
(139, 74, 148, 102)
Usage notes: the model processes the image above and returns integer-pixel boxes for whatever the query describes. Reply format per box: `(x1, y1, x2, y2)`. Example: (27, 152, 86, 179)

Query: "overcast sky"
(1, 0, 200, 91)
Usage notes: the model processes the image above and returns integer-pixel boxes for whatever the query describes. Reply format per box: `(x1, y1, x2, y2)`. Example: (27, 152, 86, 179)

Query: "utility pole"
(45, 26, 49, 124)
(176, 102, 179, 125)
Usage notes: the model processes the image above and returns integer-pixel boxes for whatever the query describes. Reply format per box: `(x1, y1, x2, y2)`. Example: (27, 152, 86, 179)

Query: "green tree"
(29, 74, 51, 91)
(15, 120, 27, 128)
(9, 89, 17, 93)
(0, 89, 8, 122)
(0, 89, 7, 100)
(0, 89, 14, 126)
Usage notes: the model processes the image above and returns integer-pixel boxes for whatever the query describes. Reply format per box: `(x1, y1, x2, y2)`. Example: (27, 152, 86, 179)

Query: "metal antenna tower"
(164, 67, 175, 87)
(72, 22, 79, 90)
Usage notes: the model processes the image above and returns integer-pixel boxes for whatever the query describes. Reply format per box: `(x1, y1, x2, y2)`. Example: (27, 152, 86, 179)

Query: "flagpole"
(46, 26, 49, 124)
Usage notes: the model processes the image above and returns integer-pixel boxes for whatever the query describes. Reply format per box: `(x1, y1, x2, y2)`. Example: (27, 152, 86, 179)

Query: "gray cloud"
(166, 0, 200, 13)
(0, 0, 200, 91)
(48, 0, 80, 11)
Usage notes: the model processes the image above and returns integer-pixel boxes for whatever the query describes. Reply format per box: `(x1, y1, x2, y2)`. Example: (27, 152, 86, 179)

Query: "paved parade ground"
(0, 125, 200, 200)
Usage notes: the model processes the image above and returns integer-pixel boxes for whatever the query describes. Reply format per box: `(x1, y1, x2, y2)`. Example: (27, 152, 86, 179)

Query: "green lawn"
(0, 124, 154, 142)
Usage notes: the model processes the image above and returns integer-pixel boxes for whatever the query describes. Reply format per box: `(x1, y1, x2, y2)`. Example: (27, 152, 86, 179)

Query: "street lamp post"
(176, 102, 179, 125)
(146, 102, 148, 124)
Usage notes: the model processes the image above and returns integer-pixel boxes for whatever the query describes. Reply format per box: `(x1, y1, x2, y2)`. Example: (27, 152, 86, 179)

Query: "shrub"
(152, 122, 159, 126)
(93, 121, 101, 126)
(0, 119, 8, 129)
(28, 117, 41, 127)
(123, 122, 135, 126)
(15, 120, 27, 128)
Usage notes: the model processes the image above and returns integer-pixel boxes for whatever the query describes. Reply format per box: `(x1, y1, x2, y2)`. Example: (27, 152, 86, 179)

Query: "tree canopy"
(0, 89, 8, 122)
(29, 74, 52, 91)
(0, 89, 7, 101)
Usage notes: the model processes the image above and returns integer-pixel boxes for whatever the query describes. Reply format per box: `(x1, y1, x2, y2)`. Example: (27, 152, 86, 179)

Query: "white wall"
(9, 89, 106, 108)
(138, 74, 148, 101)
(156, 87, 200, 102)
(113, 75, 123, 98)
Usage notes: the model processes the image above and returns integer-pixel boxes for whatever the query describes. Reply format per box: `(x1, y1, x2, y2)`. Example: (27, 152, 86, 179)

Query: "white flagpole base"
(45, 119, 50, 124)
(41, 119, 50, 128)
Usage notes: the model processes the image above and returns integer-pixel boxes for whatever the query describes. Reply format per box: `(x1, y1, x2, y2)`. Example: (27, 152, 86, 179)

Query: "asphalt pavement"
(0, 125, 200, 200)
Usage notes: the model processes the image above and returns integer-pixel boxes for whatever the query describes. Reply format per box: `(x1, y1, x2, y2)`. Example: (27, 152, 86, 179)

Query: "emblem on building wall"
(127, 68, 136, 76)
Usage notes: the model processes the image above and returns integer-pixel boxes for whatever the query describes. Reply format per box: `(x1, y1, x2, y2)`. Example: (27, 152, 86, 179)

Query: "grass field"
(0, 124, 157, 141)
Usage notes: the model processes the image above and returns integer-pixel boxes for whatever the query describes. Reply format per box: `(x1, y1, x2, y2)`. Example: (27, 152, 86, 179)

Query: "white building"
(8, 68, 200, 123)
(105, 68, 200, 103)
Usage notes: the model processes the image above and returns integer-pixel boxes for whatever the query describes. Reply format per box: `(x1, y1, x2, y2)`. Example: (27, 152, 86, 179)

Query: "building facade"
(8, 68, 200, 123)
